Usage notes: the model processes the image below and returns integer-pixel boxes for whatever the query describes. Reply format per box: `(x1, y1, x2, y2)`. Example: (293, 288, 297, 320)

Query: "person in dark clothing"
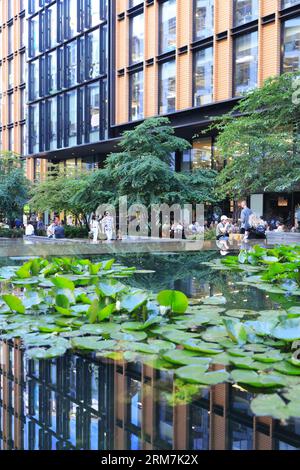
(14, 218, 22, 229)
(54, 221, 65, 239)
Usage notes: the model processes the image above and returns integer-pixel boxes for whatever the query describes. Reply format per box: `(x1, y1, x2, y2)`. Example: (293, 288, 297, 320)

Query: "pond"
(0, 250, 300, 450)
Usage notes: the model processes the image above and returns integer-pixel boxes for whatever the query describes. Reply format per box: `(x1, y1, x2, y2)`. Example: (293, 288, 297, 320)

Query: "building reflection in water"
(1, 340, 300, 450)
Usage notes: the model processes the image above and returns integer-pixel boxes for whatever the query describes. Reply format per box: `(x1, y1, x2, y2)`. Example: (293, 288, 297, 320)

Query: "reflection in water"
(1, 251, 300, 450)
(0, 342, 300, 450)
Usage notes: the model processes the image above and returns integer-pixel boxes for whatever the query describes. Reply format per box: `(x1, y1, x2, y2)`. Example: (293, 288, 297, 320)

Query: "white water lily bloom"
(116, 300, 121, 311)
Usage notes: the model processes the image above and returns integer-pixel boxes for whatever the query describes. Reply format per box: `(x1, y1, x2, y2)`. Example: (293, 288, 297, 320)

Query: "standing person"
(239, 200, 253, 240)
(101, 211, 114, 241)
(54, 220, 65, 239)
(90, 215, 99, 243)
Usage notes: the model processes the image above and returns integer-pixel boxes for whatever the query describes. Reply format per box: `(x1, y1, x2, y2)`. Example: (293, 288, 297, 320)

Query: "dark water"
(0, 251, 300, 450)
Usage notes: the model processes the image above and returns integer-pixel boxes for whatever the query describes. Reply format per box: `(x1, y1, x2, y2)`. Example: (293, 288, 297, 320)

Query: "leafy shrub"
(0, 228, 24, 238)
(64, 225, 89, 239)
(204, 227, 216, 241)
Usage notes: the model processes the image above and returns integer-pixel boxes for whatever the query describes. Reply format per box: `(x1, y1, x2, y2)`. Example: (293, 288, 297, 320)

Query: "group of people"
(46, 217, 65, 239)
(90, 212, 114, 243)
(215, 200, 296, 242)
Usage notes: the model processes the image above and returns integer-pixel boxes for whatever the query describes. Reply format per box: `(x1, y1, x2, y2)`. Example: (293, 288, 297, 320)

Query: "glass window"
(129, 0, 143, 7)
(194, 0, 214, 40)
(159, 0, 176, 54)
(67, 91, 77, 146)
(8, 24, 13, 55)
(29, 60, 39, 100)
(234, 0, 258, 27)
(30, 104, 39, 153)
(8, 127, 14, 151)
(8, 59, 13, 89)
(102, 78, 108, 139)
(20, 124, 26, 156)
(48, 3, 57, 49)
(20, 53, 25, 84)
(20, 88, 25, 121)
(192, 138, 212, 169)
(194, 47, 213, 106)
(87, 30, 100, 78)
(20, 17, 26, 49)
(29, 0, 38, 15)
(282, 17, 300, 73)
(8, 1, 13, 20)
(129, 70, 144, 121)
(8, 93, 14, 123)
(89, 0, 100, 27)
(159, 60, 176, 114)
(66, 0, 78, 38)
(65, 40, 77, 87)
(101, 24, 108, 74)
(233, 31, 258, 96)
(282, 1, 300, 8)
(29, 16, 39, 57)
(87, 82, 100, 142)
(48, 98, 57, 150)
(57, 46, 64, 89)
(130, 14, 144, 64)
(47, 51, 57, 94)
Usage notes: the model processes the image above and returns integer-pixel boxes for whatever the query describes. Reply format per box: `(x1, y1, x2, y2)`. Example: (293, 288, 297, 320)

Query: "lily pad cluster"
(1, 252, 300, 420)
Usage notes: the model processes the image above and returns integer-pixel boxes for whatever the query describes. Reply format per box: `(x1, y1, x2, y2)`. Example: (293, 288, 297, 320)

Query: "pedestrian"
(54, 220, 65, 239)
(239, 200, 253, 240)
(14, 217, 22, 229)
(248, 214, 266, 239)
(90, 215, 99, 243)
(101, 211, 114, 242)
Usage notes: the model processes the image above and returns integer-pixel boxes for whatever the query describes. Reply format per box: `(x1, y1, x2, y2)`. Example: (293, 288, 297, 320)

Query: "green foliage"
(64, 225, 89, 239)
(0, 228, 24, 238)
(210, 72, 300, 198)
(0, 152, 30, 224)
(72, 118, 218, 213)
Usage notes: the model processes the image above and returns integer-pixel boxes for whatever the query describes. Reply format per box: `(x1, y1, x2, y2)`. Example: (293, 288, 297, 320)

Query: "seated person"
(25, 223, 35, 236)
(54, 221, 65, 239)
(248, 214, 266, 239)
(216, 216, 231, 240)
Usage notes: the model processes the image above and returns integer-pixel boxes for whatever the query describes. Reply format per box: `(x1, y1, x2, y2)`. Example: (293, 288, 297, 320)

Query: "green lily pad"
(250, 394, 289, 420)
(201, 296, 227, 305)
(111, 331, 147, 342)
(272, 318, 300, 341)
(274, 361, 300, 376)
(176, 366, 229, 385)
(231, 370, 285, 389)
(182, 339, 223, 354)
(162, 349, 211, 366)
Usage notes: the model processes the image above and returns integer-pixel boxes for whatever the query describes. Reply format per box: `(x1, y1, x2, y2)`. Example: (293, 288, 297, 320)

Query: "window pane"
(8, 93, 14, 123)
(49, 98, 57, 150)
(47, 51, 57, 94)
(130, 70, 144, 121)
(87, 30, 100, 79)
(129, 0, 143, 7)
(130, 14, 144, 64)
(65, 40, 77, 87)
(194, 47, 213, 106)
(89, 0, 100, 27)
(194, 0, 214, 40)
(20, 53, 26, 84)
(8, 24, 13, 55)
(282, 0, 300, 8)
(30, 16, 39, 57)
(192, 138, 212, 170)
(234, 0, 258, 27)
(159, 0, 176, 54)
(159, 60, 176, 114)
(87, 83, 100, 143)
(30, 104, 39, 153)
(283, 17, 300, 73)
(67, 91, 77, 146)
(8, 59, 13, 89)
(29, 60, 39, 100)
(234, 31, 258, 96)
(49, 4, 57, 49)
(67, 0, 78, 38)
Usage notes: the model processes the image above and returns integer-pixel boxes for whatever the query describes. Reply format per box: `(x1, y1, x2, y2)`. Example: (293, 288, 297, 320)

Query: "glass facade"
(282, 17, 300, 72)
(28, 0, 108, 155)
(129, 70, 144, 121)
(233, 0, 259, 27)
(194, 47, 213, 106)
(130, 13, 144, 64)
(234, 31, 258, 96)
(181, 138, 213, 171)
(159, 60, 176, 114)
(159, 0, 177, 54)
(194, 0, 214, 40)
(282, 0, 300, 8)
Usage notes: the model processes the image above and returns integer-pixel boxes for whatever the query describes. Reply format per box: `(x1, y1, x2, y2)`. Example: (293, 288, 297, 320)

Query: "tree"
(29, 169, 90, 227)
(0, 152, 30, 225)
(73, 117, 218, 213)
(210, 72, 300, 198)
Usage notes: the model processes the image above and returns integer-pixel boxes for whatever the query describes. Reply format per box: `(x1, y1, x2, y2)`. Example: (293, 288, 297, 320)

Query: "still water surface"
(0, 251, 300, 450)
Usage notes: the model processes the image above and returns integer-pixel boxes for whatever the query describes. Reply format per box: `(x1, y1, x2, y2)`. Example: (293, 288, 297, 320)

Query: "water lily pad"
(71, 337, 116, 351)
(176, 366, 229, 385)
(274, 361, 300, 376)
(253, 350, 283, 363)
(201, 326, 228, 343)
(111, 331, 147, 342)
(157, 290, 188, 314)
(223, 318, 247, 345)
(250, 394, 289, 420)
(182, 339, 223, 354)
(272, 318, 300, 341)
(231, 370, 285, 389)
(162, 349, 211, 366)
(201, 296, 227, 305)
(225, 309, 257, 318)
